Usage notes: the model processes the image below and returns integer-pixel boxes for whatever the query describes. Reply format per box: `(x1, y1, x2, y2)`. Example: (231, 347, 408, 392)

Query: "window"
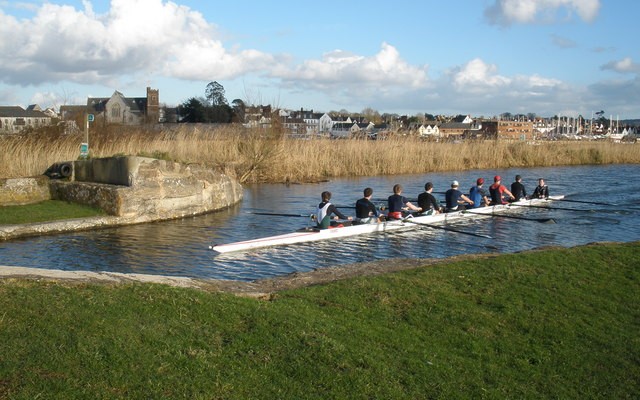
(111, 104, 121, 118)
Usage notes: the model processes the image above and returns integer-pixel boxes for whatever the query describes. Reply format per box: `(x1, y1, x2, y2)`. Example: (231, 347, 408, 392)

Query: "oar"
(558, 198, 620, 207)
(464, 210, 556, 223)
(335, 205, 387, 210)
(247, 211, 313, 218)
(402, 219, 493, 239)
(506, 204, 618, 213)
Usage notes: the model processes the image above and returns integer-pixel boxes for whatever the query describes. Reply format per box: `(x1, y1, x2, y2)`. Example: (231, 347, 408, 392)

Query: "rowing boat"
(210, 195, 564, 253)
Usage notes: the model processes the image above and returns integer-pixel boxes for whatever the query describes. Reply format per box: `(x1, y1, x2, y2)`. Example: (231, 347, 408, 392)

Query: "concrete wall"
(73, 156, 141, 186)
(0, 176, 50, 205)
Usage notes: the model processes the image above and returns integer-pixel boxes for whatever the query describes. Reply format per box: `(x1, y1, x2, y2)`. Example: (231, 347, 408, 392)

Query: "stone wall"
(0, 176, 50, 205)
(49, 157, 243, 219)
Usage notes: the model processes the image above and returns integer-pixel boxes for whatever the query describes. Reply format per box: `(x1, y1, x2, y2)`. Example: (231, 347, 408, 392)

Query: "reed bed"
(1, 125, 638, 183)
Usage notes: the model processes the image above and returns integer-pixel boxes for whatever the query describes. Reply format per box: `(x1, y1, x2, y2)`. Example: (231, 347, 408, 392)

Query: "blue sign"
(80, 143, 89, 156)
(87, 114, 94, 122)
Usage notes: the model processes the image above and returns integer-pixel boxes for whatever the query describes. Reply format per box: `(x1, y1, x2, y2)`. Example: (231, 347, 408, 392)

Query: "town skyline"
(1, 0, 638, 119)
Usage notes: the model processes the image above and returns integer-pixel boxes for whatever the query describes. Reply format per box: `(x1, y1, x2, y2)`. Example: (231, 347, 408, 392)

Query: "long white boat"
(210, 195, 564, 253)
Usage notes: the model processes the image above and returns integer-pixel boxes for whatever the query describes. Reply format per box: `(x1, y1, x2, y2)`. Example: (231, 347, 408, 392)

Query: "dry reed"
(1, 125, 638, 183)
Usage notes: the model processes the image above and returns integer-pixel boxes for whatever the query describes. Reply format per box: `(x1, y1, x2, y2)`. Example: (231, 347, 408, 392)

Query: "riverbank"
(1, 242, 638, 398)
(2, 127, 639, 183)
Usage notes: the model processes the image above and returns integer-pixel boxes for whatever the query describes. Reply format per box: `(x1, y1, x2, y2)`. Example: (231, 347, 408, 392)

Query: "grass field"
(0, 242, 638, 399)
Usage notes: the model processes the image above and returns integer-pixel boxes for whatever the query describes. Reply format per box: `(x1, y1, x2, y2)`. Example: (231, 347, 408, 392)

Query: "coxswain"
(531, 178, 549, 199)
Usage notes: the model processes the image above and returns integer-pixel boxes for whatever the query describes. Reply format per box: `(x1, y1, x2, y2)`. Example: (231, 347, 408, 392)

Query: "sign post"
(83, 114, 94, 159)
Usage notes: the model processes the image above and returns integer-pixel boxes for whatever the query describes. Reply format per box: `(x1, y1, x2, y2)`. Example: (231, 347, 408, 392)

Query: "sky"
(1, 0, 639, 119)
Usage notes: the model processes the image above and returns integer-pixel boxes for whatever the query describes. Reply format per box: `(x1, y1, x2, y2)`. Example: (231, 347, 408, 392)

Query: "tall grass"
(1, 125, 638, 183)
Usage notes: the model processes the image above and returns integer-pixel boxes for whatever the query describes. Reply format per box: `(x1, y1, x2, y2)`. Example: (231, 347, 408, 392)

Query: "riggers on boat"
(210, 196, 564, 253)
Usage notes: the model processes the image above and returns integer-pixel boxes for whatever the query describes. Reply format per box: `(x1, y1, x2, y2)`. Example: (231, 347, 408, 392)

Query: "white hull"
(211, 196, 563, 253)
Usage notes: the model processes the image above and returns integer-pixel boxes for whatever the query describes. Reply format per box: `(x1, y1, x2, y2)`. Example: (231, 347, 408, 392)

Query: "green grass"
(0, 200, 105, 225)
(0, 242, 638, 399)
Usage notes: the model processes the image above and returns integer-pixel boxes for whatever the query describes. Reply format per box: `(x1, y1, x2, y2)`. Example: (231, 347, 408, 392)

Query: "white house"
(0, 105, 52, 134)
(418, 122, 440, 137)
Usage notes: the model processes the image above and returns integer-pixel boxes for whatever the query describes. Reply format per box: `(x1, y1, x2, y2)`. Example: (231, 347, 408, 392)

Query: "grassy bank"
(1, 126, 639, 183)
(0, 200, 105, 225)
(1, 242, 638, 398)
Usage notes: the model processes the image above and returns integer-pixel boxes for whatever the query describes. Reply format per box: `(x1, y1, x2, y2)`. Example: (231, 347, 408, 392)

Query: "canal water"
(1, 164, 639, 281)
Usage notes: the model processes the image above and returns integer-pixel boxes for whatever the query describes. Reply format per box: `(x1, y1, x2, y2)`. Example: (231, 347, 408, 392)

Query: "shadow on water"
(1, 164, 639, 281)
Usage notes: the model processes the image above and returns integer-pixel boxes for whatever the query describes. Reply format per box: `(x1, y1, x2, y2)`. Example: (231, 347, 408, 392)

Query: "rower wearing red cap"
(469, 178, 490, 208)
(489, 175, 515, 205)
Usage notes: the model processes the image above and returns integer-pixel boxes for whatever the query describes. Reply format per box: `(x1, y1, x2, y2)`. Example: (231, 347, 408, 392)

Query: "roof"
(439, 122, 471, 130)
(0, 106, 49, 118)
(87, 91, 147, 114)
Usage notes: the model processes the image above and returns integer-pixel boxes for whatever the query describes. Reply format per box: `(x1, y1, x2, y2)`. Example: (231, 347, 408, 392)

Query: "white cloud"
(0, 0, 277, 86)
(271, 42, 428, 105)
(276, 43, 427, 86)
(601, 57, 640, 74)
(450, 58, 511, 92)
(485, 0, 600, 26)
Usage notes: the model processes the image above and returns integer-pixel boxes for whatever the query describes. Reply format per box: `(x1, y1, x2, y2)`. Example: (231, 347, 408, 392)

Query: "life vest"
(316, 202, 332, 229)
(489, 184, 506, 204)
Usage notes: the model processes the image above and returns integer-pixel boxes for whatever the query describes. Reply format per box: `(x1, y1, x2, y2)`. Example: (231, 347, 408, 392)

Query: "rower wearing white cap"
(445, 180, 474, 212)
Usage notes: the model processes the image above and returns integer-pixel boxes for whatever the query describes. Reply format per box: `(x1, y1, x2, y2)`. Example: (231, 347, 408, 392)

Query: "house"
(481, 120, 534, 140)
(439, 122, 472, 138)
(244, 105, 273, 128)
(418, 121, 440, 137)
(452, 114, 474, 124)
(0, 105, 52, 134)
(84, 87, 160, 126)
(330, 121, 357, 138)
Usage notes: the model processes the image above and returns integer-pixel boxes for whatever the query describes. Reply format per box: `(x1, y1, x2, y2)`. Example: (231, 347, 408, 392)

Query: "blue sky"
(1, 0, 638, 118)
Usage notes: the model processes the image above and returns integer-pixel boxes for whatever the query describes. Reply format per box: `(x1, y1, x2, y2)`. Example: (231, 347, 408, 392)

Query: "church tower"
(146, 87, 159, 123)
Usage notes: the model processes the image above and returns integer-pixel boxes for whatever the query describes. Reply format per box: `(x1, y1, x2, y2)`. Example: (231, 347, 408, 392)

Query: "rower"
(316, 191, 352, 229)
(355, 187, 383, 224)
(445, 180, 474, 212)
(489, 175, 515, 205)
(387, 184, 420, 219)
(510, 174, 528, 201)
(468, 178, 490, 208)
(417, 182, 443, 214)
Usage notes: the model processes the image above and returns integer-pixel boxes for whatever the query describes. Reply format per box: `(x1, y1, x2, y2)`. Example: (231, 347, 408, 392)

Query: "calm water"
(1, 164, 639, 281)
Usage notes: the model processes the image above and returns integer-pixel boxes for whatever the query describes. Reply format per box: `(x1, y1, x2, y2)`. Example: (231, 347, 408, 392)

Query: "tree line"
(177, 81, 245, 123)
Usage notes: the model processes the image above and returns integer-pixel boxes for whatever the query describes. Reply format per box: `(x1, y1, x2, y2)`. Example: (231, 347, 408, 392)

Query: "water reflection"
(1, 164, 639, 281)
